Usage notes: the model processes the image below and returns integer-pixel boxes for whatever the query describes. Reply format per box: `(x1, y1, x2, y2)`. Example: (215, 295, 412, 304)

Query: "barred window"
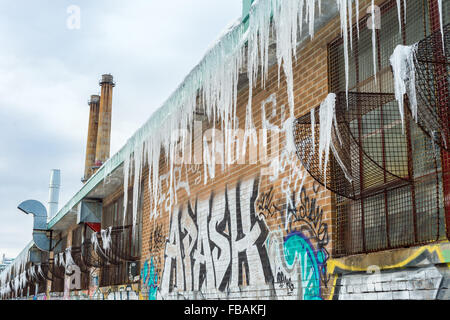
(327, 0, 447, 256)
(51, 237, 67, 293)
(99, 188, 142, 287)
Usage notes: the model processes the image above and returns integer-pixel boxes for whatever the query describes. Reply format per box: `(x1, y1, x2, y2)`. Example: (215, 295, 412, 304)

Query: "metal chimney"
(83, 94, 100, 182)
(95, 74, 115, 167)
(48, 169, 61, 220)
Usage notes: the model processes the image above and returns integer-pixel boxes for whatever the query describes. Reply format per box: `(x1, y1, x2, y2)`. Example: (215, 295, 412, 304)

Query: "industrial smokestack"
(95, 74, 115, 167)
(83, 94, 100, 182)
(48, 169, 61, 220)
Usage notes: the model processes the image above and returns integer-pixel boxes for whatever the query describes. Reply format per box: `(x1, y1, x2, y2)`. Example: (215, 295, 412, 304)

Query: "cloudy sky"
(0, 0, 242, 259)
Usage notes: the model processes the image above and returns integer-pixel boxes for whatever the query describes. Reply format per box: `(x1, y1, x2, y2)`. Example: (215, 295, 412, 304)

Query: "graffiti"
(148, 223, 165, 252)
(283, 232, 325, 300)
(328, 244, 450, 300)
(276, 271, 294, 294)
(142, 257, 159, 300)
(160, 177, 273, 298)
(258, 183, 330, 300)
(256, 187, 281, 219)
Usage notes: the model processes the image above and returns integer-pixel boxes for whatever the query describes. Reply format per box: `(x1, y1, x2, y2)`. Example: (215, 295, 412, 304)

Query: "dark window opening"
(99, 188, 142, 287)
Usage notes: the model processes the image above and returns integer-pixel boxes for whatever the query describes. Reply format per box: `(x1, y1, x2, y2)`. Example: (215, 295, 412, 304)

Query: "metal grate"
(99, 192, 142, 287)
(413, 23, 450, 150)
(322, 0, 446, 256)
(294, 92, 411, 200)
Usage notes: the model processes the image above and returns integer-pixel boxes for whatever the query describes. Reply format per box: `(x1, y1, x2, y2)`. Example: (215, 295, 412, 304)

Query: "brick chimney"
(95, 74, 115, 168)
(82, 94, 100, 182)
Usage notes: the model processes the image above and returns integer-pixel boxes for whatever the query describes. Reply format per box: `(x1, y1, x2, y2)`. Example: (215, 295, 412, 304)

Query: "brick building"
(1, 0, 449, 300)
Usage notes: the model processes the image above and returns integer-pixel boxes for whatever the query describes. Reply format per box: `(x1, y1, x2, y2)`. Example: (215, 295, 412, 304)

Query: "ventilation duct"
(47, 169, 60, 220)
(17, 200, 56, 252)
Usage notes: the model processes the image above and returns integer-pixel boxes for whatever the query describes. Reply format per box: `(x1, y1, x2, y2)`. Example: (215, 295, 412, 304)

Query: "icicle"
(122, 152, 131, 226)
(282, 117, 297, 154)
(318, 93, 337, 185)
(311, 107, 315, 153)
(101, 226, 112, 251)
(371, 0, 377, 84)
(438, 0, 445, 52)
(336, 0, 350, 103)
(390, 44, 418, 131)
(132, 143, 144, 236)
(91, 231, 99, 253)
(396, 0, 402, 34)
(64, 247, 76, 269)
(355, 0, 360, 39)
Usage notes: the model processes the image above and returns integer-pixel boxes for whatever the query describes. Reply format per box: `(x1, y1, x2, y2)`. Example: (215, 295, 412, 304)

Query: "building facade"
(1, 0, 449, 300)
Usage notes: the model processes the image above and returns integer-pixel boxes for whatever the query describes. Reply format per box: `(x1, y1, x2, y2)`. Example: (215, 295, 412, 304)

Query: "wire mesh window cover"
(294, 92, 414, 200)
(413, 23, 450, 150)
(99, 192, 142, 287)
(27, 250, 49, 295)
(70, 225, 90, 290)
(307, 0, 447, 256)
(50, 238, 67, 293)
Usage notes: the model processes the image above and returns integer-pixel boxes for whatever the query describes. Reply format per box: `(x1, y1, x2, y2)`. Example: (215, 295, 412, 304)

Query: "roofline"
(47, 1, 339, 231)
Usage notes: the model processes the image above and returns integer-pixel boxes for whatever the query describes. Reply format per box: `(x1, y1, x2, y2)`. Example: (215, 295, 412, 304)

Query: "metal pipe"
(48, 169, 61, 220)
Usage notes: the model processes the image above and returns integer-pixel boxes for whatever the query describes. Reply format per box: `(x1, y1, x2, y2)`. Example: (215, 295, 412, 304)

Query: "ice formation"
(75, 0, 444, 229)
(101, 226, 112, 251)
(390, 44, 418, 131)
(64, 247, 77, 270)
(318, 93, 337, 185)
(311, 107, 315, 153)
(438, 0, 445, 51)
(5, 1, 446, 299)
(91, 231, 100, 253)
(371, 0, 377, 84)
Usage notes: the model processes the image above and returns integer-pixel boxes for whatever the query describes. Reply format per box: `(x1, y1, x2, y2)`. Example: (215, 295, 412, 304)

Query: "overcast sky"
(0, 0, 242, 259)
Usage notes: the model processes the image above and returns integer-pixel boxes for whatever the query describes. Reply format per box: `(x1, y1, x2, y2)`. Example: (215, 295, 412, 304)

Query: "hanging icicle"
(86, 0, 367, 223)
(101, 227, 112, 251)
(390, 43, 418, 131)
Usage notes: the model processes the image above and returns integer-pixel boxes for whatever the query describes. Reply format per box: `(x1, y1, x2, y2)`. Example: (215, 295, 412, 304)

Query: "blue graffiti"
(142, 258, 158, 300)
(284, 232, 327, 300)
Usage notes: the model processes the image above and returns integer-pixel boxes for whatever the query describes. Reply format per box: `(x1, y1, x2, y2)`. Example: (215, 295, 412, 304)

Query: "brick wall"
(50, 0, 449, 301)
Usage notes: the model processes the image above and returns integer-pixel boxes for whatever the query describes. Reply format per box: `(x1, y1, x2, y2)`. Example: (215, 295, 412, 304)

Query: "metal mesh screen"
(318, 0, 447, 256)
(99, 192, 142, 287)
(414, 23, 450, 150)
(294, 92, 411, 200)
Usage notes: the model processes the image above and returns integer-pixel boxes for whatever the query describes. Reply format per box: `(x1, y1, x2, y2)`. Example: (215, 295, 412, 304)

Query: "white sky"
(0, 0, 242, 259)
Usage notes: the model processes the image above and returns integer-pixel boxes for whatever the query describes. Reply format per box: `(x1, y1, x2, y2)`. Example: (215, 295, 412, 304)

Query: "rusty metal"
(99, 194, 142, 287)
(413, 23, 450, 150)
(294, 92, 411, 200)
(318, 0, 446, 257)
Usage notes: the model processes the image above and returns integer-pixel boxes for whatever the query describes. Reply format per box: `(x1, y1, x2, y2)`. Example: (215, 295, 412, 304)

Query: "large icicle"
(371, 0, 377, 84)
(438, 0, 445, 51)
(64, 247, 77, 270)
(82, 0, 370, 223)
(390, 44, 418, 131)
(101, 226, 112, 251)
(318, 93, 337, 185)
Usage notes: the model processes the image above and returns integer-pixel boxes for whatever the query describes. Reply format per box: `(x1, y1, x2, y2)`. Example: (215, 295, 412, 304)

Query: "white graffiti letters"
(160, 178, 272, 297)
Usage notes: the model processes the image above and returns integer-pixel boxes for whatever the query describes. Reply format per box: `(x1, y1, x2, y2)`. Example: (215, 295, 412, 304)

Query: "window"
(99, 189, 142, 287)
(51, 237, 67, 293)
(71, 225, 90, 290)
(327, 0, 447, 256)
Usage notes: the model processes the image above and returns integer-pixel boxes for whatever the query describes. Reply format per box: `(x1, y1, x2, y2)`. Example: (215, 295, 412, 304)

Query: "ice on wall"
(89, 0, 369, 224)
(390, 44, 418, 131)
(101, 226, 113, 251)
(371, 0, 377, 84)
(64, 247, 77, 270)
(318, 93, 337, 185)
